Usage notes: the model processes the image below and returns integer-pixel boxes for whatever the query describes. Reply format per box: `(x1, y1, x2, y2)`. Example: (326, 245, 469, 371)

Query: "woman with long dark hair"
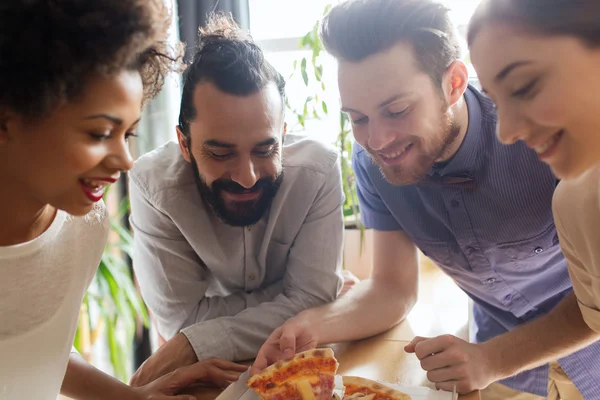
(468, 1, 600, 398)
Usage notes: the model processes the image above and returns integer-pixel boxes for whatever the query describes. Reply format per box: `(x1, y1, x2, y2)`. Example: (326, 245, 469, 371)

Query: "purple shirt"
(353, 86, 600, 397)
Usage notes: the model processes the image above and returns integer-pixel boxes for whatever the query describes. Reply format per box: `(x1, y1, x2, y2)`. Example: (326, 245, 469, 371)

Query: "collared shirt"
(353, 86, 600, 397)
(129, 135, 343, 361)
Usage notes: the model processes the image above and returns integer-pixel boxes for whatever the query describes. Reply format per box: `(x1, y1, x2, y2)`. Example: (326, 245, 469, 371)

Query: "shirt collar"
(428, 85, 490, 177)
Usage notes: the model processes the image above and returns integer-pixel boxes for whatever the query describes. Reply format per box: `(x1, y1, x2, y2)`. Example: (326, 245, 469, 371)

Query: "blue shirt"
(353, 86, 600, 397)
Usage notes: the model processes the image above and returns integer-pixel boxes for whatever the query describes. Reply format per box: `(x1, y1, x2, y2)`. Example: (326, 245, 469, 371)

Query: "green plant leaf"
(315, 65, 323, 81)
(300, 58, 308, 86)
(322, 101, 328, 114)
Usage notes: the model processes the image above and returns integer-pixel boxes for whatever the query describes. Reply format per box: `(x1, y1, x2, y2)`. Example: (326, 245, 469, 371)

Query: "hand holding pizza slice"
(248, 349, 411, 400)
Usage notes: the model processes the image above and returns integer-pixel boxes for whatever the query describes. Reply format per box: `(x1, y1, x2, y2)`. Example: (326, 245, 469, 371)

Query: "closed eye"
(387, 107, 409, 118)
(512, 78, 539, 99)
(352, 116, 368, 125)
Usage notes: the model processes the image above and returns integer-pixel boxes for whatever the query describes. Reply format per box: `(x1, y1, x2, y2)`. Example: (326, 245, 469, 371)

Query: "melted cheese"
(297, 379, 317, 400)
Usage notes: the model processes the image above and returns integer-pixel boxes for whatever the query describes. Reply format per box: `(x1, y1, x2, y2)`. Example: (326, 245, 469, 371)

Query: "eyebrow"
(204, 137, 278, 149)
(85, 114, 124, 125)
(495, 61, 533, 83)
(341, 92, 413, 114)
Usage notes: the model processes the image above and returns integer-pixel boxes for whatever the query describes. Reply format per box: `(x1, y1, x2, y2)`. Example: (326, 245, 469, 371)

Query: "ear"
(282, 122, 287, 143)
(442, 60, 469, 108)
(176, 125, 191, 163)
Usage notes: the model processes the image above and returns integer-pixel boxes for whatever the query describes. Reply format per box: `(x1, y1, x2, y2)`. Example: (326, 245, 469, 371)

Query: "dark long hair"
(468, 0, 600, 48)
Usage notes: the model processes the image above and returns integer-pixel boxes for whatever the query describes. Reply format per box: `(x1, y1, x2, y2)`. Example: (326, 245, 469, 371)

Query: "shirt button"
(450, 200, 460, 208)
(504, 294, 512, 302)
(486, 278, 496, 284)
(466, 246, 475, 255)
(248, 274, 255, 281)
(534, 247, 543, 254)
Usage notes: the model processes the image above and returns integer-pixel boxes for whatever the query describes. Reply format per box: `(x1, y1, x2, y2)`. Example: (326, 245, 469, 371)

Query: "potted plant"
(286, 6, 373, 279)
(73, 188, 149, 382)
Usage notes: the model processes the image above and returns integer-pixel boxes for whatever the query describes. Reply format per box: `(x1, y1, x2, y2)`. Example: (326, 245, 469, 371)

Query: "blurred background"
(82, 0, 484, 382)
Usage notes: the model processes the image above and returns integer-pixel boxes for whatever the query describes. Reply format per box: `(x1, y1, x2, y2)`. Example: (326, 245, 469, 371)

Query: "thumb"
(250, 355, 267, 377)
(404, 336, 428, 353)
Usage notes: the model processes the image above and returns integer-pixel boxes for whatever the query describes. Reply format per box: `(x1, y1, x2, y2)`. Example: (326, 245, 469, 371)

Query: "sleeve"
(129, 175, 286, 340)
(553, 182, 600, 333)
(352, 146, 402, 231)
(180, 159, 344, 361)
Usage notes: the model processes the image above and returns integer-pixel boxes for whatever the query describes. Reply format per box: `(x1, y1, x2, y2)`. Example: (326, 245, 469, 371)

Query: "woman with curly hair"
(0, 1, 246, 399)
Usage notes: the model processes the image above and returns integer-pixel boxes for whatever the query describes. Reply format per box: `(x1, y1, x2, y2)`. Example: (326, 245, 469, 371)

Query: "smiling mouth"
(532, 130, 564, 156)
(379, 142, 414, 162)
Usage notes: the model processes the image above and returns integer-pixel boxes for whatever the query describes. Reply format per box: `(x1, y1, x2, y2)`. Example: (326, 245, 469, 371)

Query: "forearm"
(61, 353, 138, 400)
(184, 288, 336, 361)
(297, 278, 417, 345)
(484, 292, 600, 378)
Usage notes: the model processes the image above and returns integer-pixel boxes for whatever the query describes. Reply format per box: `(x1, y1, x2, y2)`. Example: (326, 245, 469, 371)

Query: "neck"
(0, 179, 56, 246)
(438, 92, 470, 163)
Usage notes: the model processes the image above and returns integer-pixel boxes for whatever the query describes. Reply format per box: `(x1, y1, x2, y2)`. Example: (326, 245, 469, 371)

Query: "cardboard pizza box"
(215, 370, 456, 400)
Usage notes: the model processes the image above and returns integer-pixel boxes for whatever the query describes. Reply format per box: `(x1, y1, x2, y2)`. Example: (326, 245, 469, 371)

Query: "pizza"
(248, 350, 411, 400)
(341, 376, 411, 400)
(247, 348, 339, 400)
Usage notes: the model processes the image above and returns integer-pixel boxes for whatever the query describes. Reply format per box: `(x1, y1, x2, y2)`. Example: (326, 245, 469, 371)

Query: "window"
(249, 0, 484, 142)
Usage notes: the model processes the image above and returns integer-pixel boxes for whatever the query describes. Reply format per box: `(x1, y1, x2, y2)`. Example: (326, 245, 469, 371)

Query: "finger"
(279, 329, 299, 359)
(419, 349, 461, 371)
(250, 355, 268, 376)
(404, 336, 429, 353)
(435, 380, 462, 393)
(414, 335, 456, 359)
(207, 358, 249, 373)
(169, 395, 197, 400)
(426, 366, 458, 383)
(206, 367, 240, 388)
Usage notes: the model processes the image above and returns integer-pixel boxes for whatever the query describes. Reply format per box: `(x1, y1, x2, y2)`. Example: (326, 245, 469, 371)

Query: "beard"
(368, 103, 462, 186)
(189, 155, 283, 227)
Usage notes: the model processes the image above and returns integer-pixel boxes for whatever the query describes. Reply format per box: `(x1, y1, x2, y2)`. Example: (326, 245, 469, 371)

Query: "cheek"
(528, 87, 570, 127)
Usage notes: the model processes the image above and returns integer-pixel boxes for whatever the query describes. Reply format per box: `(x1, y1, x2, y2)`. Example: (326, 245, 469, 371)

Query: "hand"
(131, 333, 198, 387)
(133, 358, 249, 399)
(404, 335, 498, 394)
(340, 270, 360, 296)
(250, 317, 318, 376)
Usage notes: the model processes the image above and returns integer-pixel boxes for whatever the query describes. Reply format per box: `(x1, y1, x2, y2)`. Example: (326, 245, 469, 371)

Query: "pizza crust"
(248, 348, 338, 386)
(342, 376, 411, 400)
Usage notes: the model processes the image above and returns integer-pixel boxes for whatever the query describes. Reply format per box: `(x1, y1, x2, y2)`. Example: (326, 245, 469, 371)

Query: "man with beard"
(127, 14, 343, 386)
(252, 1, 600, 399)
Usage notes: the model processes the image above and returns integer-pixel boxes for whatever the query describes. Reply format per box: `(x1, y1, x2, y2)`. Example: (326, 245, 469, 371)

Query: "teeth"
(381, 143, 411, 159)
(82, 179, 109, 190)
(534, 134, 559, 154)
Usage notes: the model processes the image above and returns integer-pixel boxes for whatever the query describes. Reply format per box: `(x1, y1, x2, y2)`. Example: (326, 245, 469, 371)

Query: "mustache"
(212, 178, 274, 194)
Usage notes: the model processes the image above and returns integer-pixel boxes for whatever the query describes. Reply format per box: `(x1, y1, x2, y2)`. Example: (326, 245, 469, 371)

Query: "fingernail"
(284, 349, 293, 358)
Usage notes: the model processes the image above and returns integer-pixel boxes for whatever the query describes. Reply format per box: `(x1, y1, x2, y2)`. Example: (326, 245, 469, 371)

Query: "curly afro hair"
(0, 0, 184, 118)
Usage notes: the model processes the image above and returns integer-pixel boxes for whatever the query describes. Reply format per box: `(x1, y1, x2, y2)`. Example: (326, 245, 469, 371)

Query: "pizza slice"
(342, 376, 411, 400)
(247, 348, 339, 400)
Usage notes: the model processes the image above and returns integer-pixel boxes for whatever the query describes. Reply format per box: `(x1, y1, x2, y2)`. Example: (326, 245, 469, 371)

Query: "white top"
(129, 135, 343, 362)
(0, 203, 108, 400)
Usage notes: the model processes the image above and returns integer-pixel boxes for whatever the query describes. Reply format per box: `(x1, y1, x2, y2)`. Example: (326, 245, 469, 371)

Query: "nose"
(366, 119, 396, 151)
(105, 137, 134, 172)
(231, 157, 259, 189)
(496, 106, 529, 145)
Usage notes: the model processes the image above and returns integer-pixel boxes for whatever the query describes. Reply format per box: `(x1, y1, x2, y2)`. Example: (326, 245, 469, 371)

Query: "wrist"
(292, 311, 319, 343)
(480, 339, 511, 381)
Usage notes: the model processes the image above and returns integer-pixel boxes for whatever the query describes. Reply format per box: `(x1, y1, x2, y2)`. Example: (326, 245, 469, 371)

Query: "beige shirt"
(553, 164, 600, 332)
(129, 135, 343, 361)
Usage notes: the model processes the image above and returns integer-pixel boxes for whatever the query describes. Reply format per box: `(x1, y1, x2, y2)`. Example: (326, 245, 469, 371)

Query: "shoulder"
(553, 166, 600, 236)
(129, 141, 194, 198)
(283, 135, 339, 176)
